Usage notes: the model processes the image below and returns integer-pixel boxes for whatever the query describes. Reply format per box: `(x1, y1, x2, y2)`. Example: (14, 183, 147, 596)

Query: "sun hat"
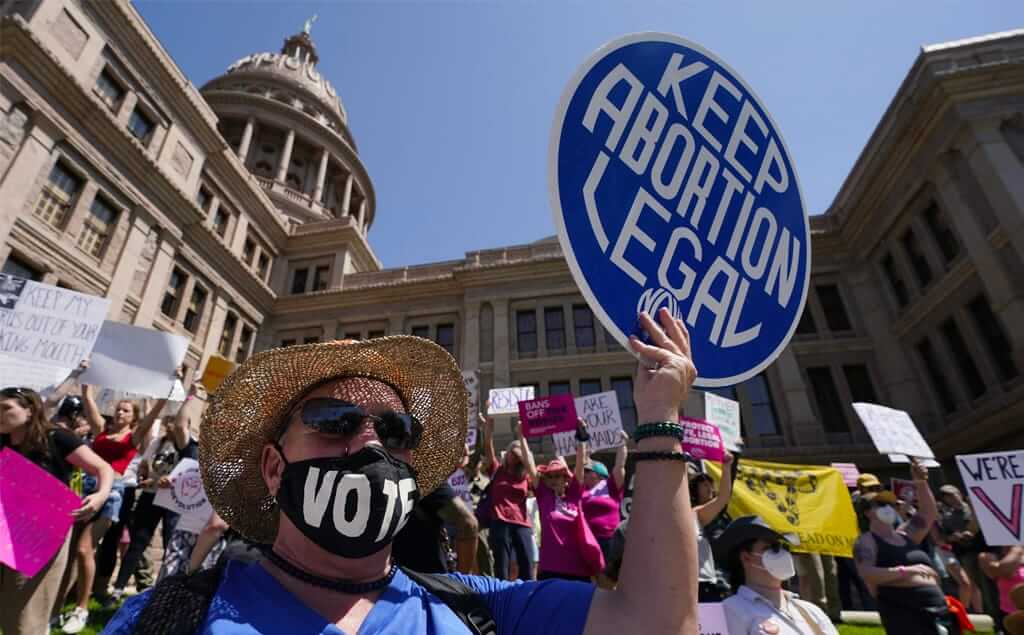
(538, 458, 571, 478)
(199, 336, 468, 544)
(585, 460, 609, 479)
(856, 473, 881, 489)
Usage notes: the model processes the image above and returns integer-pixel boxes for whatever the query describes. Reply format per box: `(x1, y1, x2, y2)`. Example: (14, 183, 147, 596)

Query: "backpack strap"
(133, 561, 227, 635)
(401, 567, 498, 635)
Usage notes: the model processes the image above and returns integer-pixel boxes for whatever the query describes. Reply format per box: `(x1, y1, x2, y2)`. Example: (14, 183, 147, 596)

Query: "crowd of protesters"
(0, 316, 1021, 634)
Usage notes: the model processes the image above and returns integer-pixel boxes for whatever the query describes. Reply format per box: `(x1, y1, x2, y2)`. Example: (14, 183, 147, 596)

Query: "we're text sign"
(550, 34, 810, 387)
(956, 450, 1024, 546)
(0, 274, 109, 368)
(518, 394, 578, 438)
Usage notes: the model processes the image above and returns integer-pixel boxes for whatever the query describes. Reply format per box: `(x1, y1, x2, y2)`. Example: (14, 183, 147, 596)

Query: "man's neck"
(745, 581, 785, 609)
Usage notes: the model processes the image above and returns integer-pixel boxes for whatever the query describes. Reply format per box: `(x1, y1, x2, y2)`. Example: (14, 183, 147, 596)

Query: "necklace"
(261, 547, 397, 594)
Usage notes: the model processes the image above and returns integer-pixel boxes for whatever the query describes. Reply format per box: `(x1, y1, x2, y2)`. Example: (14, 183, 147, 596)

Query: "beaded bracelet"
(629, 451, 693, 465)
(633, 421, 685, 443)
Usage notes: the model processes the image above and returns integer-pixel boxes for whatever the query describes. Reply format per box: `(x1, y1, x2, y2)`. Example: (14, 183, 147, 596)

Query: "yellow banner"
(705, 459, 858, 558)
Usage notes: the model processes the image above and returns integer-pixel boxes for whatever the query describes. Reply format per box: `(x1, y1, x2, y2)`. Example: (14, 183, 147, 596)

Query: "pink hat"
(538, 458, 571, 477)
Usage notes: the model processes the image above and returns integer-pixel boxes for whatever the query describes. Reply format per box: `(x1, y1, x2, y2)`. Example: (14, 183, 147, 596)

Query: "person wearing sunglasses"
(0, 386, 114, 635)
(716, 515, 839, 635)
(105, 310, 701, 634)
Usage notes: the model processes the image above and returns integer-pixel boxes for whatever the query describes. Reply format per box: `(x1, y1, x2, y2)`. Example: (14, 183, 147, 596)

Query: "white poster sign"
(153, 458, 213, 534)
(463, 370, 480, 428)
(0, 275, 109, 368)
(852, 402, 934, 459)
(448, 468, 473, 508)
(698, 603, 730, 635)
(553, 390, 624, 457)
(487, 386, 535, 415)
(704, 392, 741, 451)
(80, 321, 188, 399)
(888, 454, 940, 468)
(956, 450, 1024, 546)
(0, 355, 71, 392)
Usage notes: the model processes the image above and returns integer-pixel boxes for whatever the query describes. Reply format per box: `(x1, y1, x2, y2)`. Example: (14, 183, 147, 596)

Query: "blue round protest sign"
(550, 33, 810, 387)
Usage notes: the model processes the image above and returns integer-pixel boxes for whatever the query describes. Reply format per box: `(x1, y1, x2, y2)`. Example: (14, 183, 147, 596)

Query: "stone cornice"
(288, 217, 381, 271)
(510, 351, 634, 373)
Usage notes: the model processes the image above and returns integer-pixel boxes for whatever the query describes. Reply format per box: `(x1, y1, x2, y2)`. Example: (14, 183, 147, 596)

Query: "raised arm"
(905, 458, 938, 545)
(695, 451, 734, 526)
(171, 383, 206, 449)
(612, 430, 628, 490)
(132, 398, 168, 449)
(584, 309, 698, 635)
(44, 360, 89, 411)
(81, 383, 105, 436)
(513, 419, 538, 486)
(574, 418, 588, 484)
(479, 411, 496, 476)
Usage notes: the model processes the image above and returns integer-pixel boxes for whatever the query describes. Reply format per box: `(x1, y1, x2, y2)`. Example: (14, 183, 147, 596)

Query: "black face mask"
(275, 444, 420, 558)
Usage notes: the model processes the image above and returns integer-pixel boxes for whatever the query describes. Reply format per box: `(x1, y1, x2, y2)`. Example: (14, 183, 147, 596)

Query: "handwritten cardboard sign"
(704, 392, 741, 451)
(487, 386, 535, 415)
(0, 448, 81, 576)
(448, 468, 473, 508)
(956, 450, 1024, 546)
(852, 402, 934, 459)
(681, 417, 725, 463)
(153, 458, 213, 534)
(553, 390, 624, 456)
(831, 462, 861, 488)
(698, 603, 730, 635)
(0, 355, 71, 392)
(518, 394, 578, 438)
(199, 356, 235, 393)
(80, 321, 188, 399)
(0, 274, 109, 368)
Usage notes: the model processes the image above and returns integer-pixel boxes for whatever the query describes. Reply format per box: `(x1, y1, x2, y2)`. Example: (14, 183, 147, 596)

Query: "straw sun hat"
(199, 336, 468, 544)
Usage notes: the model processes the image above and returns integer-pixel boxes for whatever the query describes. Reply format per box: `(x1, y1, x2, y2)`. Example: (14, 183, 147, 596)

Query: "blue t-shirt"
(102, 561, 594, 634)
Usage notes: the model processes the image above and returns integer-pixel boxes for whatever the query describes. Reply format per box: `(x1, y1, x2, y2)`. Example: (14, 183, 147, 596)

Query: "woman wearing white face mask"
(853, 459, 961, 634)
(716, 516, 839, 635)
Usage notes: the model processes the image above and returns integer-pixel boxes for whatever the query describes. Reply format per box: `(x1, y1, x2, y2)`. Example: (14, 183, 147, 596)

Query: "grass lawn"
(51, 598, 123, 635)
(839, 625, 993, 635)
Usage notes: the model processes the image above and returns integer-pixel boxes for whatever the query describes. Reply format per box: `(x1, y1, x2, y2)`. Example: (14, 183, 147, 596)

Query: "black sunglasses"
(290, 397, 423, 451)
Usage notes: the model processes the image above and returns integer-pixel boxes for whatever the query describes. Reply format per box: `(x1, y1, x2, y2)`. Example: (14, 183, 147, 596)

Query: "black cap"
(711, 516, 795, 565)
(56, 395, 83, 419)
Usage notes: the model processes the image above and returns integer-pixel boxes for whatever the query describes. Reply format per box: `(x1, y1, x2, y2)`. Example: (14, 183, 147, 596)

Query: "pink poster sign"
(0, 448, 80, 577)
(518, 394, 578, 438)
(831, 462, 861, 488)
(892, 478, 917, 503)
(680, 417, 725, 463)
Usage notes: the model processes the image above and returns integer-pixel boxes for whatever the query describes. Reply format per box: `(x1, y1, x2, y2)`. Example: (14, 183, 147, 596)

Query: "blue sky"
(136, 1, 1022, 268)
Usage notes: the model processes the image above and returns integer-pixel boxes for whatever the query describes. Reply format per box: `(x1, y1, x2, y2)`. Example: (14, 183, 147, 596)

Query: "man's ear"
(261, 443, 285, 497)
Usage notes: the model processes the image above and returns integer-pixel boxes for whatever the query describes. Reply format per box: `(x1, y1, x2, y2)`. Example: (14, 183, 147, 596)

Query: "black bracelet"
(633, 421, 684, 443)
(575, 427, 591, 443)
(629, 451, 693, 465)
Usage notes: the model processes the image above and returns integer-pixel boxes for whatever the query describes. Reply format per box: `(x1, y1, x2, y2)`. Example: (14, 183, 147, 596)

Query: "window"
(343, 332, 362, 341)
(544, 307, 565, 351)
(745, 374, 780, 436)
(77, 195, 118, 258)
(843, 365, 878, 404)
(881, 253, 909, 308)
(1, 255, 41, 281)
(436, 324, 455, 355)
(923, 204, 960, 265)
(281, 338, 297, 347)
(516, 310, 537, 354)
(290, 268, 308, 295)
(368, 330, 385, 339)
(604, 325, 621, 350)
(257, 254, 270, 280)
(312, 265, 329, 291)
(196, 187, 212, 211)
(34, 162, 82, 228)
(967, 295, 1018, 381)
(549, 381, 571, 396)
(901, 228, 932, 288)
(242, 238, 256, 266)
(806, 367, 849, 434)
(916, 337, 956, 413)
(706, 385, 738, 402)
(303, 336, 320, 344)
(161, 268, 187, 318)
(573, 305, 596, 348)
(182, 285, 207, 333)
(128, 108, 154, 142)
(611, 377, 637, 434)
(579, 379, 602, 396)
(212, 207, 229, 238)
(95, 69, 125, 110)
(218, 313, 238, 357)
(940, 319, 986, 399)
(816, 285, 852, 332)
(236, 326, 254, 362)
(795, 307, 817, 335)
(411, 325, 429, 339)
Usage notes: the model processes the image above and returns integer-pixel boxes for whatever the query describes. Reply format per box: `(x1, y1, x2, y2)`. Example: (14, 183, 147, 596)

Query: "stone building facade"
(2, 0, 1022, 479)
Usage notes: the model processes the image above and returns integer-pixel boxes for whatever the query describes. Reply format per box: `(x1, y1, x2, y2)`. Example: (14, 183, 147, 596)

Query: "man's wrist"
(636, 436, 682, 452)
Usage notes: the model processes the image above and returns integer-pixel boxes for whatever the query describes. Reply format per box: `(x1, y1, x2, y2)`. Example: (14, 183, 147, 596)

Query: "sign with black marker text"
(552, 390, 624, 457)
(956, 450, 1024, 546)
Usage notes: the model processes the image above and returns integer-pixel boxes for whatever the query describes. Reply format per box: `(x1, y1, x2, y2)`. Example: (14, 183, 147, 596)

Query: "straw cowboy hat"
(199, 336, 468, 544)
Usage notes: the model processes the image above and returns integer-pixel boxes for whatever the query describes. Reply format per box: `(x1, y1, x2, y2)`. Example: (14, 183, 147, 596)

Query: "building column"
(964, 119, 1024, 261)
(0, 119, 58, 248)
(357, 200, 367, 233)
(492, 298, 511, 388)
(201, 294, 230, 358)
(133, 237, 176, 326)
(313, 148, 329, 204)
(104, 214, 150, 319)
(933, 155, 1024, 367)
(330, 247, 350, 289)
(322, 319, 338, 342)
(275, 129, 295, 183)
(774, 347, 821, 446)
(237, 117, 256, 164)
(462, 302, 481, 372)
(231, 213, 250, 254)
(63, 181, 99, 241)
(388, 313, 406, 337)
(175, 272, 198, 325)
(341, 173, 354, 216)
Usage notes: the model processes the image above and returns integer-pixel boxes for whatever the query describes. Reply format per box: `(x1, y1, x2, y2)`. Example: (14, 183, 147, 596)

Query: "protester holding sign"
(580, 428, 628, 566)
(691, 451, 735, 602)
(852, 459, 961, 634)
(479, 409, 539, 581)
(0, 386, 114, 635)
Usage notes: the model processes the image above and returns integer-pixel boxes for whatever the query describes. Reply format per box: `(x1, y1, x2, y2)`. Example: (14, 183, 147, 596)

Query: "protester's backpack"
(133, 560, 498, 635)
